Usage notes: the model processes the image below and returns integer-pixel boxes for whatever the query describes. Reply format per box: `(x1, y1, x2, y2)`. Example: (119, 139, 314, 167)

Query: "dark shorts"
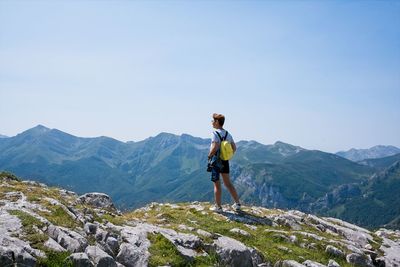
(211, 160, 229, 182)
(220, 160, 230, 174)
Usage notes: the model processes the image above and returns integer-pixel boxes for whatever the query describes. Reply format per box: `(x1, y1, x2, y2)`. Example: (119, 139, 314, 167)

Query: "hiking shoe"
(210, 205, 223, 213)
(232, 203, 241, 211)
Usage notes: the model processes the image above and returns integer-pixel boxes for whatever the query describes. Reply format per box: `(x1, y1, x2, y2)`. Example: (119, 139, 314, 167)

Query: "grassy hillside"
(2, 172, 395, 267)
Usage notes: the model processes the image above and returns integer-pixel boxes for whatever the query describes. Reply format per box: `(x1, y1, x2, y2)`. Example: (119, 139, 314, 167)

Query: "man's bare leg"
(213, 179, 222, 207)
(221, 173, 240, 203)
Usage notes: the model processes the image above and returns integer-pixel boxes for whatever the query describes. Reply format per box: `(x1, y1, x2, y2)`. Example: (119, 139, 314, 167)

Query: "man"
(208, 113, 241, 212)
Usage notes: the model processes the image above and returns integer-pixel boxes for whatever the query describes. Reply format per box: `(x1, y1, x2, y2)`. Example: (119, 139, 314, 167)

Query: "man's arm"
(208, 142, 220, 159)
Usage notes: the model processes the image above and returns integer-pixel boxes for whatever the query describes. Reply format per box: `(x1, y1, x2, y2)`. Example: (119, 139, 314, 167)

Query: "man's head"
(212, 113, 225, 127)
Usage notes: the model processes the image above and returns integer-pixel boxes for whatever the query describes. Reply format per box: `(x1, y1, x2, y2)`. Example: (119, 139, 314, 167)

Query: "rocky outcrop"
(1, 176, 399, 267)
(376, 229, 400, 267)
(77, 192, 117, 211)
(210, 235, 263, 267)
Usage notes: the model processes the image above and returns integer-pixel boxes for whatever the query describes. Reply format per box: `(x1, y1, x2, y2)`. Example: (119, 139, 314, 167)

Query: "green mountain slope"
(2, 125, 399, 229)
(358, 153, 400, 169)
(324, 161, 400, 229)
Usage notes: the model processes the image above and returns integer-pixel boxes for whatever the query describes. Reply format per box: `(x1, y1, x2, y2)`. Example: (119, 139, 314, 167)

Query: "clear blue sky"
(0, 0, 399, 152)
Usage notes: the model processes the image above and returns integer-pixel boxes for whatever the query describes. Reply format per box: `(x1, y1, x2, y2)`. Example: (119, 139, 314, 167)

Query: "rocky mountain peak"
(1, 172, 399, 267)
(10, 124, 50, 139)
(272, 141, 304, 156)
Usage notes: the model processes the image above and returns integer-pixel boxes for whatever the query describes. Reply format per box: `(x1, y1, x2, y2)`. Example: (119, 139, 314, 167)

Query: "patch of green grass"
(0, 185, 16, 194)
(9, 210, 45, 229)
(101, 213, 125, 226)
(26, 232, 49, 250)
(27, 195, 41, 202)
(8, 210, 48, 250)
(87, 235, 97, 246)
(148, 233, 187, 267)
(0, 171, 20, 181)
(36, 251, 73, 267)
(370, 233, 384, 255)
(38, 206, 81, 229)
(191, 251, 220, 267)
(73, 203, 104, 224)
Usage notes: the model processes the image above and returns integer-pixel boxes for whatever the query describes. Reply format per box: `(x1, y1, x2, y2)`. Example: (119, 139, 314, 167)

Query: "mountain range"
(336, 145, 400, 162)
(0, 125, 399, 229)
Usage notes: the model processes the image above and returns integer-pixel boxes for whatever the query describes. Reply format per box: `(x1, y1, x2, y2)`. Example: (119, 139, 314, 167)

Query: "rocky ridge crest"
(0, 172, 399, 267)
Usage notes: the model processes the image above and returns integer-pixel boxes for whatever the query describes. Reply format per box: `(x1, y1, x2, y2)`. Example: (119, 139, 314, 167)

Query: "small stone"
(325, 245, 345, 258)
(289, 235, 298, 243)
(196, 229, 213, 238)
(327, 259, 340, 267)
(282, 260, 306, 267)
(245, 224, 258, 230)
(277, 246, 292, 253)
(302, 260, 327, 267)
(44, 238, 66, 252)
(178, 224, 194, 231)
(84, 223, 98, 235)
(364, 244, 373, 250)
(230, 228, 250, 236)
(66, 253, 94, 267)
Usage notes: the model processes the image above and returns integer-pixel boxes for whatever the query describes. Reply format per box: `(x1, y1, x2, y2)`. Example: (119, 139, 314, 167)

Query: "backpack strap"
(224, 131, 228, 141)
(215, 131, 223, 142)
(215, 131, 228, 142)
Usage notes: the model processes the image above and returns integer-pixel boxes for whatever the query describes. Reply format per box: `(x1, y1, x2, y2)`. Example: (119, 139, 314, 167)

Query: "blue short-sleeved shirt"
(211, 129, 234, 144)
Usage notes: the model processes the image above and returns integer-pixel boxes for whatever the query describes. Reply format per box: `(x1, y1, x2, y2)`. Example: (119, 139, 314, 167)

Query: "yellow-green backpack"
(215, 131, 234, 160)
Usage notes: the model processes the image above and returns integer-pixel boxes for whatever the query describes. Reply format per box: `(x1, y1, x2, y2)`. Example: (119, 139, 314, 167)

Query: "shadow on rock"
(220, 210, 273, 226)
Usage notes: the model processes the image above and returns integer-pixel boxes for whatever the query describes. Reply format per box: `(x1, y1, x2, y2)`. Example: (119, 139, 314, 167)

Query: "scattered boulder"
(78, 193, 117, 211)
(47, 225, 88, 252)
(270, 214, 302, 230)
(346, 253, 374, 267)
(376, 229, 400, 267)
(85, 245, 117, 267)
(306, 215, 373, 248)
(84, 222, 98, 235)
(116, 243, 149, 267)
(0, 245, 36, 267)
(325, 245, 345, 258)
(0, 246, 14, 266)
(14, 247, 37, 267)
(43, 237, 66, 252)
(66, 252, 94, 267)
(106, 236, 120, 256)
(211, 235, 263, 267)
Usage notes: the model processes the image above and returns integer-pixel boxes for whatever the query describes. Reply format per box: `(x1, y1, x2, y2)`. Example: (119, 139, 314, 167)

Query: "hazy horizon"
(1, 1, 399, 153)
